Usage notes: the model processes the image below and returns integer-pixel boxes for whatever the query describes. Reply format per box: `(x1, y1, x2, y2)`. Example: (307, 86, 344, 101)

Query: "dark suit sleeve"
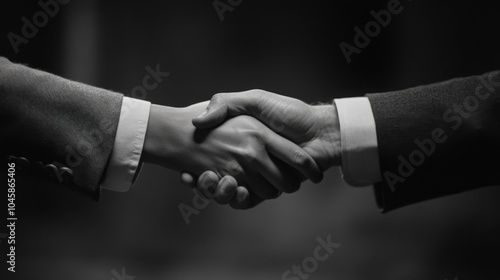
(367, 71, 500, 212)
(0, 57, 123, 199)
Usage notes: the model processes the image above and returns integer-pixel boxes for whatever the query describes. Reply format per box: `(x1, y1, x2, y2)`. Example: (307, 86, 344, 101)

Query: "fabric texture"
(367, 71, 500, 212)
(0, 57, 123, 199)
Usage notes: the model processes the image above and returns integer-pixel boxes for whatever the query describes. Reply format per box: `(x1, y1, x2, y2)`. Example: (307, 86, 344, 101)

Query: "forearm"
(142, 104, 184, 169)
(0, 57, 122, 196)
(141, 102, 210, 171)
(368, 71, 500, 211)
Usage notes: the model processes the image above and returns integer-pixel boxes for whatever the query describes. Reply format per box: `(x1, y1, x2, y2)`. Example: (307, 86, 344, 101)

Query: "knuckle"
(252, 129, 265, 141)
(211, 93, 225, 105)
(240, 148, 257, 163)
(292, 149, 308, 166)
(222, 175, 237, 186)
(248, 89, 267, 97)
(246, 89, 261, 94)
(219, 175, 237, 190)
(198, 173, 218, 197)
(225, 161, 243, 176)
(241, 121, 264, 138)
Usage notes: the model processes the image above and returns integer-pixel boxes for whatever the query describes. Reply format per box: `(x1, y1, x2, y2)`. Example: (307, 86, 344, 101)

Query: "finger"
(230, 186, 265, 210)
(195, 171, 219, 199)
(268, 154, 303, 193)
(214, 176, 238, 205)
(251, 151, 302, 194)
(230, 186, 250, 209)
(180, 172, 196, 187)
(246, 192, 266, 209)
(240, 172, 280, 200)
(192, 103, 228, 129)
(192, 91, 264, 129)
(263, 130, 324, 183)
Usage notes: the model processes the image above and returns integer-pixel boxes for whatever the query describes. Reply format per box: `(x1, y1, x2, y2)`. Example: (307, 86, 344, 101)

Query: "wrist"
(142, 104, 188, 169)
(141, 102, 210, 171)
(314, 104, 342, 169)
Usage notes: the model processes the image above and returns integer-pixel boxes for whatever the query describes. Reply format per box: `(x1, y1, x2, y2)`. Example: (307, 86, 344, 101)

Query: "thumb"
(192, 103, 228, 129)
(192, 91, 263, 129)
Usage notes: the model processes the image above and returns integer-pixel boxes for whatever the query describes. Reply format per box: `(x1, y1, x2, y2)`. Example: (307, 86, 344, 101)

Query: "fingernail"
(202, 175, 216, 195)
(220, 178, 232, 194)
(205, 178, 217, 193)
(237, 190, 246, 201)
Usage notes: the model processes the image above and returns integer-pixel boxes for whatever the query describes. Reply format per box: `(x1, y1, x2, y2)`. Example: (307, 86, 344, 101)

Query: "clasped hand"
(143, 91, 340, 209)
(186, 90, 342, 208)
(142, 90, 341, 209)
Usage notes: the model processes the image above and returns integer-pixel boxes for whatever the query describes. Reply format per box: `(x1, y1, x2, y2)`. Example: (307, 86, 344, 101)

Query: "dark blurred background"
(1, 0, 500, 279)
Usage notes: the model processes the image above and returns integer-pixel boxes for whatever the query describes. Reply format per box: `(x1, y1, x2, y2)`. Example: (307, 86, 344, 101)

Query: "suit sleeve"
(0, 57, 123, 199)
(367, 71, 500, 212)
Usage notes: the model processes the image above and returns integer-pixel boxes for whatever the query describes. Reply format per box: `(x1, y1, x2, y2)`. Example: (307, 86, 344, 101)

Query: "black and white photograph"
(1, 0, 500, 279)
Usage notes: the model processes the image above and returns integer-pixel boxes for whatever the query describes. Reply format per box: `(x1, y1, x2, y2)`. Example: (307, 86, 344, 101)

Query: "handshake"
(4, 57, 496, 213)
(142, 89, 342, 209)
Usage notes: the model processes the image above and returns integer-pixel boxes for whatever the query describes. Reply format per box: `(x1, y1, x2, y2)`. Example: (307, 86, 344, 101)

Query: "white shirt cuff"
(100, 97, 151, 192)
(334, 97, 381, 186)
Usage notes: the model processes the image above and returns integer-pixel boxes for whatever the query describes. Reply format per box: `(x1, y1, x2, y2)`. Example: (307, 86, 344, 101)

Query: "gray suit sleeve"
(0, 57, 123, 199)
(367, 71, 500, 212)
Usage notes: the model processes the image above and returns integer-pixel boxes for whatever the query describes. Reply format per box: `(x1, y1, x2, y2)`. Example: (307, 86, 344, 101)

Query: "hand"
(181, 90, 342, 208)
(194, 90, 341, 169)
(141, 101, 323, 208)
